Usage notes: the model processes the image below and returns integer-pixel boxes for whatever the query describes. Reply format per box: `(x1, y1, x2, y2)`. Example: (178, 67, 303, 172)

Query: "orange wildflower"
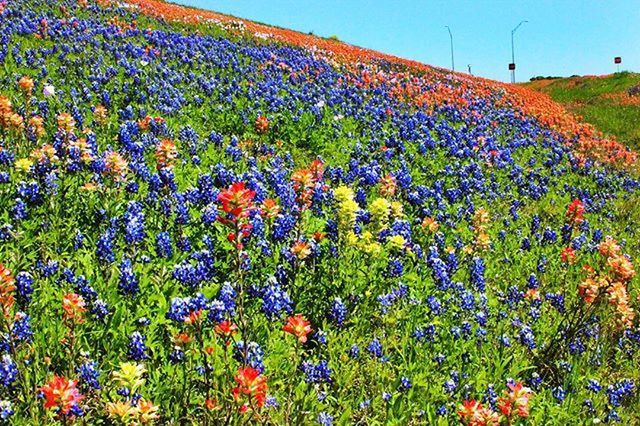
(231, 367, 268, 408)
(62, 293, 86, 323)
(41, 375, 84, 415)
(283, 314, 312, 343)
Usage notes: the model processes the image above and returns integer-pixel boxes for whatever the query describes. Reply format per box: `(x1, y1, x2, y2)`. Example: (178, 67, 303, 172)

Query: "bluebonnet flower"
(426, 295, 444, 316)
(349, 344, 360, 359)
(377, 284, 408, 314)
(300, 360, 332, 384)
(552, 386, 566, 402)
(483, 384, 498, 410)
(545, 293, 565, 313)
(155, 232, 173, 258)
(10, 199, 27, 221)
(118, 258, 139, 296)
(123, 201, 145, 244)
(519, 325, 536, 350)
(314, 330, 328, 345)
(169, 350, 185, 364)
(445, 251, 459, 273)
(430, 258, 451, 290)
(470, 257, 486, 292)
(128, 332, 148, 361)
(77, 361, 101, 390)
(398, 376, 412, 392)
(217, 283, 236, 314)
(73, 232, 85, 250)
(527, 273, 539, 289)
(414, 324, 436, 343)
(15, 272, 33, 306)
(499, 334, 512, 347)
(0, 400, 13, 420)
(256, 278, 292, 319)
(11, 313, 32, 343)
(367, 338, 384, 359)
(329, 297, 347, 327)
(443, 379, 457, 394)
(386, 258, 403, 277)
(166, 294, 208, 323)
(96, 229, 116, 263)
(91, 300, 110, 321)
(586, 379, 602, 393)
(607, 379, 635, 407)
(0, 356, 18, 388)
(265, 395, 278, 408)
(234, 341, 264, 373)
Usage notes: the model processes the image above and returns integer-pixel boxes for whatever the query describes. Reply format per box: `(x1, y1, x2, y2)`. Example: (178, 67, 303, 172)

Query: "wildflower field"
(1, 0, 640, 424)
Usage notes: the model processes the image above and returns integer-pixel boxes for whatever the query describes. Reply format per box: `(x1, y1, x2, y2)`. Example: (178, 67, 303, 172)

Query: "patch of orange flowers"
(578, 236, 636, 328)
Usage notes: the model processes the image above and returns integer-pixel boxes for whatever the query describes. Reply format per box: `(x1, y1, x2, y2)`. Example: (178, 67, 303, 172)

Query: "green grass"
(523, 72, 640, 150)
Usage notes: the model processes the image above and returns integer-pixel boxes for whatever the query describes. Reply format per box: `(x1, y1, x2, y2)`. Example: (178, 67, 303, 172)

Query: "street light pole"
(510, 20, 528, 83)
(445, 26, 454, 72)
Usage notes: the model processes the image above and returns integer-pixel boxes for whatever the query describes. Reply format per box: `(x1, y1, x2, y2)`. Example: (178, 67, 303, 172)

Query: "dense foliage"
(0, 0, 639, 424)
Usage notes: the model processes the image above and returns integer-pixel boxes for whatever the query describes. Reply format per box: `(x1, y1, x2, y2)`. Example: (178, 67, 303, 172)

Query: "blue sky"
(172, 0, 639, 82)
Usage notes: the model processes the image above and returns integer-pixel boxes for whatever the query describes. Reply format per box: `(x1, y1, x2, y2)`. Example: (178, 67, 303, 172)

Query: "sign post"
(614, 57, 622, 73)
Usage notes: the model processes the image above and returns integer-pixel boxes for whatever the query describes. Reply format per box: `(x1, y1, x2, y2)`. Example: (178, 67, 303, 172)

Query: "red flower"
(260, 198, 280, 219)
(458, 400, 499, 426)
(214, 320, 238, 339)
(282, 314, 312, 344)
(255, 115, 269, 134)
(231, 367, 268, 408)
(560, 246, 577, 264)
(498, 381, 533, 419)
(291, 241, 312, 260)
(217, 182, 256, 219)
(41, 375, 84, 415)
(291, 159, 325, 209)
(155, 138, 177, 170)
(0, 263, 16, 317)
(566, 198, 585, 226)
(62, 293, 86, 323)
(379, 174, 397, 197)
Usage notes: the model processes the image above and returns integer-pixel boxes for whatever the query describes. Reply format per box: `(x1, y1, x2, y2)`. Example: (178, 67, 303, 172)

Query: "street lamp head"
(512, 20, 529, 34)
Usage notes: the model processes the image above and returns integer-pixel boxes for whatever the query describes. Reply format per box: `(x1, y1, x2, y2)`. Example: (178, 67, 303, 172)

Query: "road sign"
(614, 57, 622, 64)
(508, 63, 516, 70)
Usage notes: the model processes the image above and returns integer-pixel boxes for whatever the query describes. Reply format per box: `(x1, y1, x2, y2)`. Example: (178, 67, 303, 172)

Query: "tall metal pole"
(468, 64, 472, 75)
(445, 26, 454, 72)
(510, 20, 528, 83)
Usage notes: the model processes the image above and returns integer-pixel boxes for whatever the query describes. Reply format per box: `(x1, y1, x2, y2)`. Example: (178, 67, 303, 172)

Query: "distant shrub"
(628, 84, 640, 97)
(529, 76, 562, 81)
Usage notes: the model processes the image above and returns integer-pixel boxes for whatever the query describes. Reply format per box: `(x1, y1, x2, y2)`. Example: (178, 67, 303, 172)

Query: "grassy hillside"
(0, 0, 639, 424)
(524, 72, 640, 150)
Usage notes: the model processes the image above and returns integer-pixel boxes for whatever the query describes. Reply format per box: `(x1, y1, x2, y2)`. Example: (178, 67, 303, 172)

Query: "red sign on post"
(614, 57, 622, 64)
(508, 63, 516, 70)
